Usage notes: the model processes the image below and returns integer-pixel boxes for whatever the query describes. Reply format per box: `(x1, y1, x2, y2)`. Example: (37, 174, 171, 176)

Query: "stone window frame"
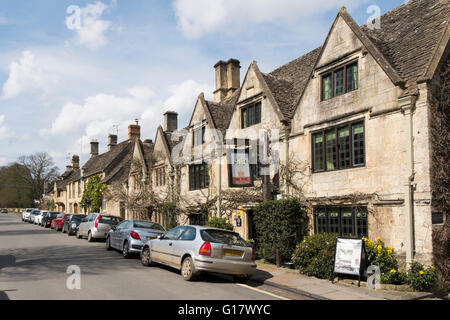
(320, 60, 359, 101)
(154, 166, 166, 187)
(188, 162, 210, 191)
(240, 101, 262, 129)
(311, 119, 366, 173)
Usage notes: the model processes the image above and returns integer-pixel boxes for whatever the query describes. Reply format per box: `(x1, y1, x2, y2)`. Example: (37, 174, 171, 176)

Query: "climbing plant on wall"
(81, 174, 107, 213)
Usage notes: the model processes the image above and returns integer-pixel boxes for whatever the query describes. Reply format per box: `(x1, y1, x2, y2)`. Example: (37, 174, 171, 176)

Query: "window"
(189, 213, 206, 226)
(154, 167, 166, 187)
(241, 102, 262, 128)
(164, 226, 185, 240)
(193, 125, 205, 146)
(312, 121, 365, 172)
(189, 163, 209, 191)
(321, 61, 358, 101)
(314, 206, 368, 238)
(179, 227, 196, 241)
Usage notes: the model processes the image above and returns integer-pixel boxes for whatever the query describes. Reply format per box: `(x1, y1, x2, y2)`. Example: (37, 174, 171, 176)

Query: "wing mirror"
(111, 226, 117, 231)
(81, 218, 86, 222)
(157, 234, 164, 240)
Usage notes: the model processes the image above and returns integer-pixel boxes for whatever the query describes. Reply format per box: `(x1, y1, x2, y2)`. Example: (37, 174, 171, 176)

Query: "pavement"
(251, 261, 435, 300)
(0, 213, 310, 300)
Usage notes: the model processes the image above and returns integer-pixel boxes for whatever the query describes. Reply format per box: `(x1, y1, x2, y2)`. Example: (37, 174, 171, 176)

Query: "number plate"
(223, 249, 242, 257)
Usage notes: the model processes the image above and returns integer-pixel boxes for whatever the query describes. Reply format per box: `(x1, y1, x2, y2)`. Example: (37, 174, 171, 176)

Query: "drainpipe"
(284, 125, 290, 196)
(399, 95, 417, 267)
(216, 142, 223, 218)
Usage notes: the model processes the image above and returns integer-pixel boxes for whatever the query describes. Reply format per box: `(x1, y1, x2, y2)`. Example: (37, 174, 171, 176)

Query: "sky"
(0, 0, 407, 171)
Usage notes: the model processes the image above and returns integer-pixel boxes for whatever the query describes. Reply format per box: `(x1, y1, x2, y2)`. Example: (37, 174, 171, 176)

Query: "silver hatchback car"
(76, 213, 122, 242)
(140, 226, 257, 281)
(106, 220, 166, 258)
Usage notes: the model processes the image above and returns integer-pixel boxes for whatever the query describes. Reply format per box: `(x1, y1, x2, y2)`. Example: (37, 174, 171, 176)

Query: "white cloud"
(1, 51, 54, 99)
(67, 2, 112, 49)
(0, 114, 29, 142)
(173, 0, 369, 38)
(0, 115, 7, 139)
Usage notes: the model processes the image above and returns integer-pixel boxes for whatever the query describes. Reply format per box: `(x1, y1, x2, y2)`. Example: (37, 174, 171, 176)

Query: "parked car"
(29, 210, 41, 224)
(22, 208, 37, 222)
(34, 211, 47, 225)
(52, 213, 71, 231)
(43, 212, 60, 228)
(140, 226, 257, 281)
(0, 209, 8, 214)
(63, 214, 85, 235)
(76, 213, 122, 242)
(106, 220, 166, 258)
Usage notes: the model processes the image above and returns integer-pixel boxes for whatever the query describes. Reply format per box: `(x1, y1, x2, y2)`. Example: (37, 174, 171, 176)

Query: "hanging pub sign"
(227, 143, 254, 187)
(332, 238, 367, 287)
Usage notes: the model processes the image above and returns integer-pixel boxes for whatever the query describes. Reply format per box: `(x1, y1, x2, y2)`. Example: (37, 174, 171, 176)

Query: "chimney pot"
(90, 140, 99, 158)
(214, 58, 240, 102)
(108, 134, 118, 151)
(164, 111, 178, 133)
(128, 121, 141, 140)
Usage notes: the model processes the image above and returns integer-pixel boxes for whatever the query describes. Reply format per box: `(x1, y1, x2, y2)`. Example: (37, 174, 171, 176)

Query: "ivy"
(161, 202, 178, 230)
(81, 174, 107, 213)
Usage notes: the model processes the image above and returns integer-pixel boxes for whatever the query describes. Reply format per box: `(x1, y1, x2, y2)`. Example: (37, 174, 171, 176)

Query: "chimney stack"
(128, 119, 141, 140)
(143, 139, 153, 145)
(66, 165, 73, 172)
(214, 58, 241, 102)
(90, 140, 99, 158)
(108, 134, 118, 151)
(164, 111, 178, 133)
(72, 155, 80, 169)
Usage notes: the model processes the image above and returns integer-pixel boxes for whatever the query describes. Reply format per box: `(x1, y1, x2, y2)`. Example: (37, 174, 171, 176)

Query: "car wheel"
(106, 237, 112, 251)
(233, 275, 250, 283)
(87, 231, 93, 242)
(181, 257, 196, 281)
(76, 230, 82, 239)
(141, 246, 153, 266)
(122, 241, 131, 258)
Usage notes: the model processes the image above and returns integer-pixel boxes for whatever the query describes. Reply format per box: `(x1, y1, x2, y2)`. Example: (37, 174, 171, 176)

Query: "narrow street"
(0, 214, 310, 300)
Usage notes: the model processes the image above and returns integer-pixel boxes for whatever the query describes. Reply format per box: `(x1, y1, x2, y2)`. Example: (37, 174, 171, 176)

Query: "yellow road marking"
(235, 283, 291, 300)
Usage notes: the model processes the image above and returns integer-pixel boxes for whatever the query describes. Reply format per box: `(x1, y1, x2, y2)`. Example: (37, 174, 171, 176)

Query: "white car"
(22, 208, 37, 222)
(35, 211, 48, 225)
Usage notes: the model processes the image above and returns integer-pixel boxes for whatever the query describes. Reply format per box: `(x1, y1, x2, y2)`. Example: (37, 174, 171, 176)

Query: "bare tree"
(17, 152, 59, 203)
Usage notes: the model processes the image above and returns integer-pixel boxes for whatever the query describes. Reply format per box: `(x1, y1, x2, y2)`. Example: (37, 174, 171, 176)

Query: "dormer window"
(321, 61, 358, 101)
(241, 102, 261, 128)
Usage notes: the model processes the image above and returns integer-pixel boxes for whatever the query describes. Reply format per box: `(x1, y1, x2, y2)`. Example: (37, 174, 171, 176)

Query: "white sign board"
(334, 238, 363, 276)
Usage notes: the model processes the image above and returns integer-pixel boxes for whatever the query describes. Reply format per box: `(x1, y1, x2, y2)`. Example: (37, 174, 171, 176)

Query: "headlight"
(71, 223, 77, 228)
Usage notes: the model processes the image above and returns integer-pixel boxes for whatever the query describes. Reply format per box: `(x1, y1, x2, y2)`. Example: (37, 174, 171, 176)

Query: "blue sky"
(0, 0, 406, 170)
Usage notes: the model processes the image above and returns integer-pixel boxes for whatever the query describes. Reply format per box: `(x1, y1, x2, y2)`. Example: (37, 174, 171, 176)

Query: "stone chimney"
(66, 165, 73, 172)
(128, 119, 141, 140)
(72, 155, 80, 169)
(164, 111, 178, 133)
(108, 134, 118, 151)
(90, 140, 99, 158)
(143, 139, 153, 145)
(214, 58, 241, 102)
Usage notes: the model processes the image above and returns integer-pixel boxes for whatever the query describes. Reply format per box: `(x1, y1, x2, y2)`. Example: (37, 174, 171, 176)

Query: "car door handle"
(169, 243, 173, 246)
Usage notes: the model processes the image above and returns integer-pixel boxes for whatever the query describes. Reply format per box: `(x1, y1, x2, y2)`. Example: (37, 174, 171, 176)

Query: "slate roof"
(82, 140, 132, 177)
(259, 0, 449, 120)
(361, 0, 450, 84)
(206, 88, 241, 135)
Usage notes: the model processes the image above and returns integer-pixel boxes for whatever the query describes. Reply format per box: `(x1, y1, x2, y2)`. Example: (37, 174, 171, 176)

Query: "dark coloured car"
(42, 212, 60, 228)
(0, 209, 8, 214)
(63, 214, 85, 235)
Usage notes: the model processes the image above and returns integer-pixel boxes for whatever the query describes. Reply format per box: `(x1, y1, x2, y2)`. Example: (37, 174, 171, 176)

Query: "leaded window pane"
(352, 123, 365, 166)
(338, 127, 351, 169)
(341, 208, 354, 236)
(313, 133, 324, 172)
(322, 74, 332, 100)
(326, 131, 337, 170)
(334, 68, 345, 96)
(347, 63, 358, 92)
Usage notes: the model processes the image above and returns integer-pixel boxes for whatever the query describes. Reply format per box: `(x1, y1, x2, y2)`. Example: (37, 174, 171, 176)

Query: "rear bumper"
(129, 239, 145, 253)
(193, 257, 257, 276)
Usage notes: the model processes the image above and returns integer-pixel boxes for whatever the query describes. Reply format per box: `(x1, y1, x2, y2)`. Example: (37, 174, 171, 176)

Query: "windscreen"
(200, 229, 251, 247)
(133, 221, 165, 231)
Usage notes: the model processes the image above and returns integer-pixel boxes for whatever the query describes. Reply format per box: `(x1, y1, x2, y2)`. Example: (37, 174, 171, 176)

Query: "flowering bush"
(364, 237, 398, 275)
(381, 268, 407, 285)
(406, 261, 438, 292)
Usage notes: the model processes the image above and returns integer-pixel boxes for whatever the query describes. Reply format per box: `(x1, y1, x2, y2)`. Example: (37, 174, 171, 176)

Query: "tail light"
(199, 242, 211, 256)
(251, 248, 256, 261)
(94, 215, 101, 229)
(130, 231, 141, 240)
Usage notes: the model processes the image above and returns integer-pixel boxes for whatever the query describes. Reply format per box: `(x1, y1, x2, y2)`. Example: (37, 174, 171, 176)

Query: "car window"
(99, 215, 121, 225)
(133, 221, 165, 231)
(71, 215, 83, 222)
(179, 227, 196, 241)
(88, 215, 96, 222)
(117, 221, 129, 229)
(200, 229, 251, 247)
(164, 226, 185, 240)
(57, 213, 63, 218)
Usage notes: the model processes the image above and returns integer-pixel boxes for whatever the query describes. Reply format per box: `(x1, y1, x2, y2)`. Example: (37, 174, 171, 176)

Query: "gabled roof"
(361, 0, 450, 84)
(82, 140, 132, 177)
(205, 88, 241, 136)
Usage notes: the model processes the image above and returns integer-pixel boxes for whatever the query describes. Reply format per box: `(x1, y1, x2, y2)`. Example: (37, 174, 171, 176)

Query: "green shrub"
(406, 261, 438, 292)
(253, 198, 309, 264)
(206, 216, 233, 231)
(382, 269, 407, 285)
(292, 233, 338, 279)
